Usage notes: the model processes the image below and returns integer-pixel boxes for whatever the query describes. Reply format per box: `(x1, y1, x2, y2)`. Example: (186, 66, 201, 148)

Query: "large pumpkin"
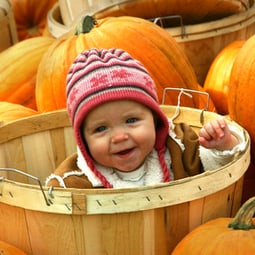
(172, 196, 255, 254)
(36, 15, 201, 112)
(0, 36, 55, 110)
(9, 0, 57, 40)
(203, 40, 244, 115)
(228, 35, 255, 144)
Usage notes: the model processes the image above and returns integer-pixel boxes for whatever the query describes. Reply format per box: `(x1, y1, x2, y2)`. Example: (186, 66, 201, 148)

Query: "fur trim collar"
(77, 147, 172, 188)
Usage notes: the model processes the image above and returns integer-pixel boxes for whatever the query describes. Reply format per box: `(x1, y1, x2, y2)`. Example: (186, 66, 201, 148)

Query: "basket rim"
(0, 109, 71, 143)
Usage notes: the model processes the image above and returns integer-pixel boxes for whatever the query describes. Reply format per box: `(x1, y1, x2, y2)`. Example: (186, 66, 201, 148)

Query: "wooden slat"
(0, 138, 29, 183)
(202, 184, 235, 223)
(0, 203, 32, 254)
(165, 203, 190, 252)
(231, 177, 244, 216)
(22, 131, 55, 182)
(25, 210, 79, 255)
(64, 126, 77, 156)
(188, 198, 204, 231)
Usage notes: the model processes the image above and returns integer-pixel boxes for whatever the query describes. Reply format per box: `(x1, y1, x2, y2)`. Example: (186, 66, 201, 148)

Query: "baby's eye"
(126, 117, 138, 124)
(95, 126, 107, 133)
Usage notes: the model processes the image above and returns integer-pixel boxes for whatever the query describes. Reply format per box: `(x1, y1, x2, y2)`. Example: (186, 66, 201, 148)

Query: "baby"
(46, 48, 246, 188)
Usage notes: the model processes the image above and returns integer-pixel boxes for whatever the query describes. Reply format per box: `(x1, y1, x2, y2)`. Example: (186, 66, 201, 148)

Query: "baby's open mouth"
(116, 148, 134, 155)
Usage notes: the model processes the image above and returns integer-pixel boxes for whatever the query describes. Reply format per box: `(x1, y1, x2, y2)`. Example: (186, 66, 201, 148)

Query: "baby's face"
(83, 100, 156, 172)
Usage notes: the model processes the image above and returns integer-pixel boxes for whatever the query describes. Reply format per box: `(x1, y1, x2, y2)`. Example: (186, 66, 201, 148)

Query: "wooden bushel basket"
(0, 105, 250, 255)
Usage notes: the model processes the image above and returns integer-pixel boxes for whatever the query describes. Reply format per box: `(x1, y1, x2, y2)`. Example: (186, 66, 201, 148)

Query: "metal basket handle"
(151, 15, 186, 38)
(0, 168, 50, 206)
(162, 87, 211, 125)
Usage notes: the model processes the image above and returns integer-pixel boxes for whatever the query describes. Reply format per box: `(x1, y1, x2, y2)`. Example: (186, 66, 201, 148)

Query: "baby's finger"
(203, 121, 218, 139)
(211, 119, 225, 139)
(217, 118, 227, 129)
(199, 127, 212, 140)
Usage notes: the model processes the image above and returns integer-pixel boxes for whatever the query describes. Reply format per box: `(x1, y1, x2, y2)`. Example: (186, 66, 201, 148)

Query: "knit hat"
(66, 48, 170, 188)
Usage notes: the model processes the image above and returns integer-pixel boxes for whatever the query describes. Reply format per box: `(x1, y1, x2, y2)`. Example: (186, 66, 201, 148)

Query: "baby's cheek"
(89, 140, 108, 158)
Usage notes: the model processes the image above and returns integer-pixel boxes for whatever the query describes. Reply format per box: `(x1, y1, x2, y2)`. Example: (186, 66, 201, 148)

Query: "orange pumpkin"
(0, 102, 38, 124)
(36, 15, 200, 112)
(228, 35, 255, 144)
(203, 41, 244, 115)
(0, 36, 55, 110)
(9, 0, 57, 40)
(0, 240, 27, 255)
(172, 196, 255, 254)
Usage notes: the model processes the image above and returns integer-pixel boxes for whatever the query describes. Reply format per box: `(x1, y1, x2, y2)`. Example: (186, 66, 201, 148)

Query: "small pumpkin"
(0, 102, 38, 124)
(203, 41, 244, 115)
(36, 15, 200, 112)
(0, 36, 55, 110)
(9, 0, 57, 40)
(172, 196, 255, 254)
(0, 240, 27, 255)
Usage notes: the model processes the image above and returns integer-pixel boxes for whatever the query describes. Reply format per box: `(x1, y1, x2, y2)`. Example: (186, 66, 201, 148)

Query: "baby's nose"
(111, 129, 129, 143)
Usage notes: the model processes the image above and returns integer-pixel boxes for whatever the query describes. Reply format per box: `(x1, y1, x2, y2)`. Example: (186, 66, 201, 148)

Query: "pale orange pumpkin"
(0, 102, 38, 124)
(0, 36, 55, 110)
(172, 196, 255, 254)
(36, 15, 201, 112)
(203, 41, 244, 115)
(9, 0, 57, 40)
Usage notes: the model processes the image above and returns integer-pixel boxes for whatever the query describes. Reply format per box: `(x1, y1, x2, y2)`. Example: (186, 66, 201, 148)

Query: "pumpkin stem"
(75, 16, 97, 35)
(229, 196, 255, 230)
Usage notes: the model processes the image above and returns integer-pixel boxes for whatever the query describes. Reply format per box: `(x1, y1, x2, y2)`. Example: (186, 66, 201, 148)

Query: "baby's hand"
(199, 118, 238, 151)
